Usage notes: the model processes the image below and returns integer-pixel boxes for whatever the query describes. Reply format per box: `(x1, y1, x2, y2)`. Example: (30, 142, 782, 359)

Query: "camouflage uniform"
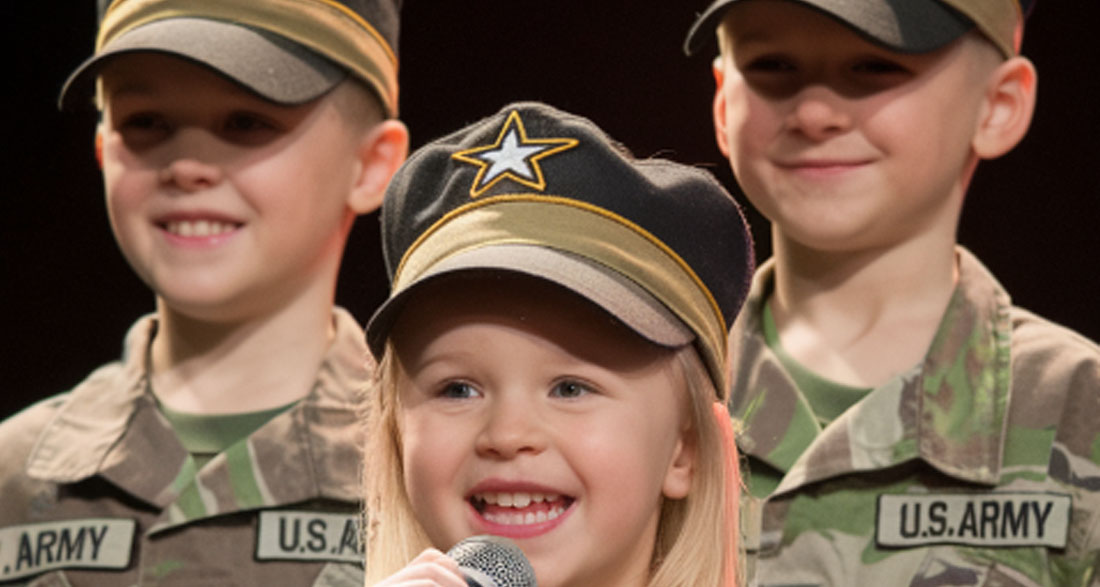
(0, 309, 369, 586)
(732, 248, 1100, 586)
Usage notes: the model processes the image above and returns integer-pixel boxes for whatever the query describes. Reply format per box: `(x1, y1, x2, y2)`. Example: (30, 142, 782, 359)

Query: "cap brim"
(59, 17, 346, 111)
(366, 244, 695, 359)
(684, 0, 972, 56)
(684, 0, 739, 56)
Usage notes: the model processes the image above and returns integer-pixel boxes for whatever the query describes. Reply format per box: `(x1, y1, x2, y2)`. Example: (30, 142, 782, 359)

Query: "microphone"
(446, 535, 537, 587)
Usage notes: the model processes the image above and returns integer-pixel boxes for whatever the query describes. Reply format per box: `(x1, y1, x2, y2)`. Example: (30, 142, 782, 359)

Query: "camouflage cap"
(365, 102, 755, 395)
(60, 0, 401, 116)
(684, 0, 1035, 59)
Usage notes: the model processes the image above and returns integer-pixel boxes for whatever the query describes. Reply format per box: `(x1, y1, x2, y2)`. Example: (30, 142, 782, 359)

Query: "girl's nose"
(474, 394, 547, 460)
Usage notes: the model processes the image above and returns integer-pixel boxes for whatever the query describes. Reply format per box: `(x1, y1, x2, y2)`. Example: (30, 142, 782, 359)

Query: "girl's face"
(391, 275, 696, 587)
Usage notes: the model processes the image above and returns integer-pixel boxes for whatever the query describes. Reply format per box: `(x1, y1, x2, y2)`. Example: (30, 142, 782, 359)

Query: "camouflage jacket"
(731, 249, 1100, 586)
(0, 309, 370, 586)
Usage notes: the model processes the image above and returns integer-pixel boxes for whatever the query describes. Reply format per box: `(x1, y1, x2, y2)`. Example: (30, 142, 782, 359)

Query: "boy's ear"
(347, 119, 409, 215)
(711, 57, 733, 158)
(972, 56, 1037, 159)
(95, 129, 104, 169)
(94, 116, 107, 169)
(662, 426, 697, 500)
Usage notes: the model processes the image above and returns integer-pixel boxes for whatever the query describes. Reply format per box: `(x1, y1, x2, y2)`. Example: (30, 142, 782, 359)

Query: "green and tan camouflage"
(731, 248, 1100, 586)
(0, 309, 369, 586)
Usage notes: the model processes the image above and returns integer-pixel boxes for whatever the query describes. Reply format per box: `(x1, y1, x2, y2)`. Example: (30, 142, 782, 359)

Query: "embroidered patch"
(451, 109, 578, 198)
(0, 519, 136, 581)
(255, 511, 361, 563)
(876, 493, 1071, 548)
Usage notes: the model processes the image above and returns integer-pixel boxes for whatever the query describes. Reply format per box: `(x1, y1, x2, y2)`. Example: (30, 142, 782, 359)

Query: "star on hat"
(452, 110, 578, 198)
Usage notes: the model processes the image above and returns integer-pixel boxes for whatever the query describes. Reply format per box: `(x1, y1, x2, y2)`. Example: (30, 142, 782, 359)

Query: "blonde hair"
(361, 348, 432, 583)
(648, 346, 740, 587)
(362, 342, 740, 586)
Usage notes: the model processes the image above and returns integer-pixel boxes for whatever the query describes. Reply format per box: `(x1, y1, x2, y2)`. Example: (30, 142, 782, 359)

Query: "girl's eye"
(439, 381, 480, 400)
(550, 380, 592, 400)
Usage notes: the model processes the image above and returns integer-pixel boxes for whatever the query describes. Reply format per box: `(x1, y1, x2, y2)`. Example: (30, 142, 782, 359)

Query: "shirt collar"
(734, 248, 1014, 494)
(26, 309, 371, 514)
(26, 314, 157, 483)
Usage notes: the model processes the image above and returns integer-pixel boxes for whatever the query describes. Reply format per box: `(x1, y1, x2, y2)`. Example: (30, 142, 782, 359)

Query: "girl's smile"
(468, 483, 575, 538)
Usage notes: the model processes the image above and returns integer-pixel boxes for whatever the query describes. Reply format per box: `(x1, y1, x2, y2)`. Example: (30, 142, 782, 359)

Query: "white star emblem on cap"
(452, 110, 578, 198)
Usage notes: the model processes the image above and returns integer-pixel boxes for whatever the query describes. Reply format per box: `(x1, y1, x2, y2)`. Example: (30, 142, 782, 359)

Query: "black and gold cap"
(685, 0, 1035, 59)
(365, 102, 755, 396)
(60, 0, 401, 117)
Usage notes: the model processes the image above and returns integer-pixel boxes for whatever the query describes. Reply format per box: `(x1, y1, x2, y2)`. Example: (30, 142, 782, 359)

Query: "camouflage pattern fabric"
(0, 309, 369, 586)
(731, 248, 1100, 586)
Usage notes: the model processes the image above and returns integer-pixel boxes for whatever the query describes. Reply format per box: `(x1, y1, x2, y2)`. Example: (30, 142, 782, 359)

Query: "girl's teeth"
(477, 492, 560, 508)
(482, 503, 565, 526)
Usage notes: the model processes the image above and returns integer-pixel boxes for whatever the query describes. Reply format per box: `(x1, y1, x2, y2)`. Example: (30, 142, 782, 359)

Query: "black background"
(5, 2, 1098, 419)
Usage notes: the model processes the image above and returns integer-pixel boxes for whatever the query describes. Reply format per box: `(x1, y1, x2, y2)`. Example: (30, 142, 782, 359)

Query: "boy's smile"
(155, 211, 243, 247)
(713, 0, 1004, 253)
(98, 54, 372, 322)
(157, 207, 242, 239)
(392, 274, 695, 587)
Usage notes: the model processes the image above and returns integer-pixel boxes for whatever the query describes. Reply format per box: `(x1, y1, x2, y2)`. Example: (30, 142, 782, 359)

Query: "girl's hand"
(371, 548, 467, 586)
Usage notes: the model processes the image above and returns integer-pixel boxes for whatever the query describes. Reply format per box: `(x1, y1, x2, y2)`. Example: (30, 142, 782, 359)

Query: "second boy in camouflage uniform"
(686, 0, 1100, 584)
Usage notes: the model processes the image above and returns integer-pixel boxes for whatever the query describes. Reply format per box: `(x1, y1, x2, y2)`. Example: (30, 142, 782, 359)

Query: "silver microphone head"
(446, 535, 537, 587)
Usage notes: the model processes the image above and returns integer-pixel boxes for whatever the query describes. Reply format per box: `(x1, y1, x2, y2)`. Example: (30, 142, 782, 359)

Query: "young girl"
(360, 102, 753, 587)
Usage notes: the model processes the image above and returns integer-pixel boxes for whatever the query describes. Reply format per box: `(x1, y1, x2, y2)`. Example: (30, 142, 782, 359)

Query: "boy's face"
(99, 54, 376, 321)
(713, 0, 1001, 253)
(391, 275, 695, 587)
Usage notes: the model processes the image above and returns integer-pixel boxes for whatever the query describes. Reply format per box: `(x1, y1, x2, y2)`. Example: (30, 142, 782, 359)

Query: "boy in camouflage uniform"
(686, 0, 1100, 584)
(0, 1, 408, 585)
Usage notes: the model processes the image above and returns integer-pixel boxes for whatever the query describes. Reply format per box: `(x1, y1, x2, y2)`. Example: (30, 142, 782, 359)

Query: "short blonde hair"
(361, 343, 740, 586)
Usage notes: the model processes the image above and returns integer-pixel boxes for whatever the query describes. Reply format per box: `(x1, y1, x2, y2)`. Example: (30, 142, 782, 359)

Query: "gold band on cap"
(393, 196, 731, 395)
(941, 0, 1023, 57)
(99, 0, 398, 116)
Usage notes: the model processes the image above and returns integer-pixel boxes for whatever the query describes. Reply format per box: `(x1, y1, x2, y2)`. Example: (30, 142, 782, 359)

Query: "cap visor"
(685, 0, 973, 56)
(59, 17, 346, 110)
(366, 244, 695, 359)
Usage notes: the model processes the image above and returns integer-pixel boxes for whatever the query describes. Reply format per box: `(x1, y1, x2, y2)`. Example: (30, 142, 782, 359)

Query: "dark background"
(5, 2, 1098, 419)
